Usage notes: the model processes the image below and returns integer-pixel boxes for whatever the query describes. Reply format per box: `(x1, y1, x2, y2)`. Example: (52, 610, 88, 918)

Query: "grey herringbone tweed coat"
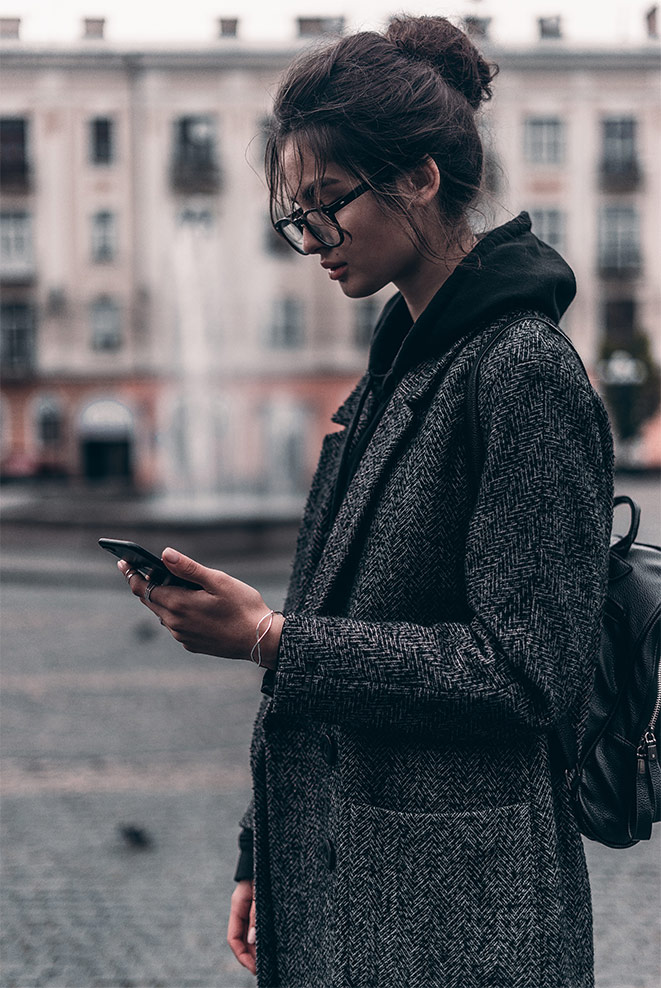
(244, 314, 614, 988)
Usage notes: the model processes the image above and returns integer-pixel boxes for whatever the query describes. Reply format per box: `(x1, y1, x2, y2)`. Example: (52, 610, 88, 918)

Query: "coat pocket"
(344, 801, 540, 988)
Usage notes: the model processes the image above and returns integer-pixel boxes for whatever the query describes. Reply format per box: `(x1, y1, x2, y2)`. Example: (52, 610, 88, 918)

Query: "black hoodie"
(326, 211, 576, 527)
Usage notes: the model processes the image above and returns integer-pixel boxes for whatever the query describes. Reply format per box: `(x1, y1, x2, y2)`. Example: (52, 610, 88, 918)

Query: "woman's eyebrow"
(300, 177, 342, 204)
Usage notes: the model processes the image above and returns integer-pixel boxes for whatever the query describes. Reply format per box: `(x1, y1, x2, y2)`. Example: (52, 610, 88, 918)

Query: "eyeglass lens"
(281, 210, 343, 250)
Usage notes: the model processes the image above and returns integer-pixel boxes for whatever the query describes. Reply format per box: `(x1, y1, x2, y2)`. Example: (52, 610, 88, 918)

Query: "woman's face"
(281, 143, 426, 301)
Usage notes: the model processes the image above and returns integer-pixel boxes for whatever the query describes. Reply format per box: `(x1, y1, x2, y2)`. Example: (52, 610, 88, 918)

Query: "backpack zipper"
(637, 660, 661, 773)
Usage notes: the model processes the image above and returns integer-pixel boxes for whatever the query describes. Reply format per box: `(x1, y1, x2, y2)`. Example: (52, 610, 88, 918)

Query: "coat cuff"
(233, 827, 254, 882)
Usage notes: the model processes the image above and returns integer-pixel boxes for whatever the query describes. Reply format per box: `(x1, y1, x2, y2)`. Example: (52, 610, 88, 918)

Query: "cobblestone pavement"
(1, 474, 659, 988)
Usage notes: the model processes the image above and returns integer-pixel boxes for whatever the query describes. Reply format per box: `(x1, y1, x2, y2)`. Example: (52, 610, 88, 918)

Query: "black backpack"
(466, 317, 661, 849)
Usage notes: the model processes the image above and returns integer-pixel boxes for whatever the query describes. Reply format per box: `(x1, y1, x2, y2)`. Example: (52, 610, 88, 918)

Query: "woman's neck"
(397, 230, 476, 322)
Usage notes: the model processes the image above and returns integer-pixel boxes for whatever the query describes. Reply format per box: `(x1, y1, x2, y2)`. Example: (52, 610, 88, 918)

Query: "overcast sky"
(0, 0, 656, 46)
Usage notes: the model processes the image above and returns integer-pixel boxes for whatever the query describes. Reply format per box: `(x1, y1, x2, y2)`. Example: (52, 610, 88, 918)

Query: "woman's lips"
(328, 263, 348, 281)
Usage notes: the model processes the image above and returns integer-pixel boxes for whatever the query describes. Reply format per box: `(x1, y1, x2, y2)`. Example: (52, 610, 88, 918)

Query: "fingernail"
(247, 927, 256, 945)
(162, 548, 179, 564)
(117, 560, 127, 573)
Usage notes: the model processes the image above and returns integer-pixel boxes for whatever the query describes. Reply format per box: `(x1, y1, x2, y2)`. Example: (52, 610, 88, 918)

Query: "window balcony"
(598, 255, 642, 281)
(0, 255, 35, 283)
(170, 155, 221, 194)
(599, 158, 642, 193)
(0, 158, 31, 191)
(0, 318, 35, 379)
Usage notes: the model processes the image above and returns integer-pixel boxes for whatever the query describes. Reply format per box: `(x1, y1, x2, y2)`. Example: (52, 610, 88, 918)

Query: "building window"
(91, 211, 117, 262)
(297, 17, 344, 37)
(0, 18, 20, 39)
(267, 297, 304, 349)
(0, 212, 33, 275)
(530, 208, 565, 252)
(90, 117, 114, 165)
(178, 206, 214, 229)
(90, 296, 122, 351)
(46, 288, 68, 318)
(464, 17, 491, 39)
(83, 18, 105, 40)
(354, 298, 380, 348)
(538, 16, 562, 39)
(601, 117, 640, 186)
(603, 298, 636, 344)
(481, 149, 501, 195)
(262, 400, 309, 495)
(218, 18, 238, 38)
(524, 117, 565, 165)
(598, 205, 641, 276)
(36, 397, 63, 447)
(0, 118, 29, 187)
(0, 302, 34, 373)
(171, 116, 220, 193)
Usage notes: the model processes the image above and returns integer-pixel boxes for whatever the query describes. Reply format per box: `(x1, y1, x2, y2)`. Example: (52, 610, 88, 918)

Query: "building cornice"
(0, 43, 659, 75)
(0, 46, 295, 73)
(489, 45, 661, 71)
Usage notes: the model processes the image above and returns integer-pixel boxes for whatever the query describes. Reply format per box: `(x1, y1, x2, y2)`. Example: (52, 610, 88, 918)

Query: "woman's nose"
(301, 226, 324, 254)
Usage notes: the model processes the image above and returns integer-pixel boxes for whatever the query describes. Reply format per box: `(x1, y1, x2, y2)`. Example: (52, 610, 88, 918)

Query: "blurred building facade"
(1, 20, 660, 511)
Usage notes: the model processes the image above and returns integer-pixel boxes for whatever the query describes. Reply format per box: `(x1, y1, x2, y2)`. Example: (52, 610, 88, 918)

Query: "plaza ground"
(1, 473, 659, 987)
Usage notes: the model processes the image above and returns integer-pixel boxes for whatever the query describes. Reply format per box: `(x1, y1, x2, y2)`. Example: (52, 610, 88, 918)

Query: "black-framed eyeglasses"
(273, 181, 371, 254)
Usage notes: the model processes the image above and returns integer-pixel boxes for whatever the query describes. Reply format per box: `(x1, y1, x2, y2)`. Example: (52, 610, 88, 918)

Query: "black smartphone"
(98, 538, 202, 590)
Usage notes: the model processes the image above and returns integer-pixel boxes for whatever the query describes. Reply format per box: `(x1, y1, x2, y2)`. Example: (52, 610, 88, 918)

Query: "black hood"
(368, 212, 576, 399)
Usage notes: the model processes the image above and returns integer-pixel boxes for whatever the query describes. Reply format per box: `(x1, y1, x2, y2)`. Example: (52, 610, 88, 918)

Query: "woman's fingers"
(160, 547, 219, 592)
(247, 899, 257, 951)
(117, 561, 168, 619)
(227, 881, 257, 975)
(116, 555, 279, 663)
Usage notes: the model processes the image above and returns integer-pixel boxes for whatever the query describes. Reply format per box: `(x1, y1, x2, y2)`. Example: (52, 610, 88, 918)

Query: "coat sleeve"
(268, 333, 614, 740)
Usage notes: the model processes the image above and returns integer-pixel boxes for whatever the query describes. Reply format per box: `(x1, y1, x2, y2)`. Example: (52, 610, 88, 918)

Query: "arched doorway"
(79, 399, 134, 483)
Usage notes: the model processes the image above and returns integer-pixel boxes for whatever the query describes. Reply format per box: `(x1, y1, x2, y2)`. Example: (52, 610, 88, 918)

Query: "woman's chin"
(339, 279, 386, 300)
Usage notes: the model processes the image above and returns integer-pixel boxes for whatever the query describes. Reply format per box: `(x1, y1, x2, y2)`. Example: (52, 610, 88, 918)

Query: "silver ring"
(144, 582, 157, 602)
(124, 569, 137, 582)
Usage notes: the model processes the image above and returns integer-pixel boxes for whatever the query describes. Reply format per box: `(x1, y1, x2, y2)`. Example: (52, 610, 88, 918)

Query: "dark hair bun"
(386, 15, 497, 110)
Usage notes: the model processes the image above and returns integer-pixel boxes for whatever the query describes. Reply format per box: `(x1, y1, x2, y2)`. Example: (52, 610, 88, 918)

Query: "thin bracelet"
(250, 609, 284, 668)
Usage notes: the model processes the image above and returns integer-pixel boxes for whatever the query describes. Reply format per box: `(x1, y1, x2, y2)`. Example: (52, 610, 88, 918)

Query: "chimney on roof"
(538, 16, 562, 40)
(83, 18, 105, 40)
(0, 17, 21, 39)
(646, 5, 659, 38)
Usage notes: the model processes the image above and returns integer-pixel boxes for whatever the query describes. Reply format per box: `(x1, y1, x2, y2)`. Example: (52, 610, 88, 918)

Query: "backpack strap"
(464, 314, 582, 773)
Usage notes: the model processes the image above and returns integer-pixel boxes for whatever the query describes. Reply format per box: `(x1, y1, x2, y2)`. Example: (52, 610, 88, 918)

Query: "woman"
(120, 15, 614, 987)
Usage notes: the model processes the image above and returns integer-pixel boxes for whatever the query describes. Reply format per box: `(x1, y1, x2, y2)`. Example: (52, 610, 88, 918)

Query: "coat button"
(321, 838, 336, 872)
(320, 733, 337, 767)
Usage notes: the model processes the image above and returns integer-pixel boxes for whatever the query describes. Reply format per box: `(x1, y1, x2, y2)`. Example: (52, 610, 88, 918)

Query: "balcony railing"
(170, 155, 221, 194)
(0, 339, 35, 378)
(0, 255, 35, 283)
(598, 254, 641, 280)
(0, 158, 32, 191)
(599, 158, 642, 192)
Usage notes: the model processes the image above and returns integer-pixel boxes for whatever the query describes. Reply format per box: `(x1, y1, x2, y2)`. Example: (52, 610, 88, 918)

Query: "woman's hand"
(118, 548, 284, 669)
(227, 879, 257, 975)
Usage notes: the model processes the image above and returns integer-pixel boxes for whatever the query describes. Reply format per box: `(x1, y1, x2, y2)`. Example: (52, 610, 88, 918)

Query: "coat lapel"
(302, 356, 453, 613)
